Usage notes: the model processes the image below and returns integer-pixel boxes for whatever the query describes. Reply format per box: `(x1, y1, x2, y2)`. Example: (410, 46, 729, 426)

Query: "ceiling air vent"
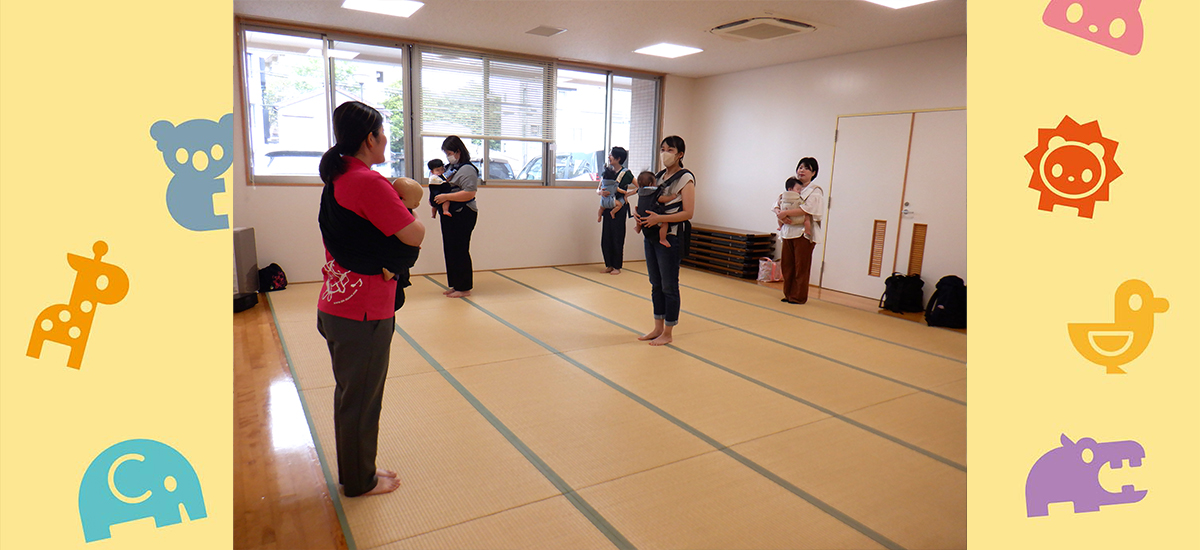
(709, 17, 816, 42)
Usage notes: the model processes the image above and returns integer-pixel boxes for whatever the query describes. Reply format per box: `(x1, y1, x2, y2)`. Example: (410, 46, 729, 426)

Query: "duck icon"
(1068, 279, 1168, 374)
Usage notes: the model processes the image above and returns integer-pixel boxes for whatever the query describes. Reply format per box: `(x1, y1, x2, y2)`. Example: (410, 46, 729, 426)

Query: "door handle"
(902, 209, 914, 216)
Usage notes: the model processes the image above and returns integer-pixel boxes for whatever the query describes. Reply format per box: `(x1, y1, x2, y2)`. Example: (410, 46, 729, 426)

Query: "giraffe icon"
(27, 241, 130, 369)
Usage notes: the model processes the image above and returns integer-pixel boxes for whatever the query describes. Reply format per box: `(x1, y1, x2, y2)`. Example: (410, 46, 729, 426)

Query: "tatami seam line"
(265, 294, 358, 550)
(623, 266, 967, 363)
(393, 320, 637, 550)
(425, 275, 907, 550)
(553, 266, 967, 406)
(491, 270, 966, 473)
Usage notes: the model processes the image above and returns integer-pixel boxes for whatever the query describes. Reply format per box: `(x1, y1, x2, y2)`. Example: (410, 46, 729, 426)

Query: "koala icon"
(150, 114, 233, 231)
(78, 439, 207, 542)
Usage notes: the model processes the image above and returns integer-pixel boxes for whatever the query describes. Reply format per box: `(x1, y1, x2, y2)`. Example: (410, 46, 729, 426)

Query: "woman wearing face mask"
(431, 135, 480, 297)
(597, 146, 635, 275)
(632, 135, 695, 346)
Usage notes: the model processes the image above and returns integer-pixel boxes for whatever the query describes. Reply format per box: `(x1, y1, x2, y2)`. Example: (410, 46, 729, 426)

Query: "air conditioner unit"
(709, 17, 816, 42)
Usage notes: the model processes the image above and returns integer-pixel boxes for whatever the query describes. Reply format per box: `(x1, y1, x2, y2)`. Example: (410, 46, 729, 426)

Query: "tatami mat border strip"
(493, 271, 967, 473)
(554, 267, 967, 407)
(425, 275, 907, 550)
(392, 324, 636, 550)
(626, 267, 967, 364)
(265, 294, 357, 550)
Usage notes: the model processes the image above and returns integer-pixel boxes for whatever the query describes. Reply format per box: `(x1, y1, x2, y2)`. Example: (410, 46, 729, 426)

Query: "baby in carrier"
(596, 166, 626, 222)
(635, 170, 679, 248)
(773, 177, 811, 236)
(427, 158, 468, 218)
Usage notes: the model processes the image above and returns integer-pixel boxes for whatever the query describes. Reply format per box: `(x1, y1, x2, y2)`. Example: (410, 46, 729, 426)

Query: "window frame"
(237, 20, 662, 188)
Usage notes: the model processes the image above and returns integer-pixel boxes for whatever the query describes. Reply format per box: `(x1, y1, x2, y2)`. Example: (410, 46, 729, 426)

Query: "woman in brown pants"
(775, 157, 823, 304)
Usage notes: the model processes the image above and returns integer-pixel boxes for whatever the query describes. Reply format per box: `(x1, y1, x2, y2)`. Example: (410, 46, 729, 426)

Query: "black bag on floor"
(258, 263, 288, 292)
(880, 272, 925, 313)
(925, 275, 967, 328)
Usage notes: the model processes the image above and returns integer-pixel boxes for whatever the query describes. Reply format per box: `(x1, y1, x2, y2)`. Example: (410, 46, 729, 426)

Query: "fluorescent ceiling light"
(861, 0, 939, 8)
(341, 0, 424, 18)
(307, 48, 359, 59)
(634, 43, 703, 59)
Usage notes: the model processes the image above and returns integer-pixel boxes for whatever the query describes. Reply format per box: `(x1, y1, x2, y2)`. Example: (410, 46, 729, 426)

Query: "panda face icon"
(1039, 136, 1107, 199)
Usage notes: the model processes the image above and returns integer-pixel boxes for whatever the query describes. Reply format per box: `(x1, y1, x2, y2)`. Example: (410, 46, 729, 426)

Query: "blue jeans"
(644, 234, 681, 325)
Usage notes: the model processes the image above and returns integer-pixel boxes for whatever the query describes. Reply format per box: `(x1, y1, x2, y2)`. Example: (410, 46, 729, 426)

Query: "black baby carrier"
(638, 169, 694, 256)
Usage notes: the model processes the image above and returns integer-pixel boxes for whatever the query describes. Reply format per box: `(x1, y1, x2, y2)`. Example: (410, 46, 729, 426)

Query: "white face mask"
(446, 154, 458, 165)
(660, 151, 677, 168)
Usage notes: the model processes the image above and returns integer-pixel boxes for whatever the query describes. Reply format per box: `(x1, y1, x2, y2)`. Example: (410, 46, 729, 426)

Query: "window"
(243, 30, 329, 178)
(240, 24, 660, 187)
(330, 40, 407, 178)
(417, 47, 554, 184)
(554, 68, 660, 186)
(241, 27, 408, 183)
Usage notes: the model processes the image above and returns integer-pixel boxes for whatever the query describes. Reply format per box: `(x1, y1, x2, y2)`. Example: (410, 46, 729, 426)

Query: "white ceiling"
(233, 0, 966, 79)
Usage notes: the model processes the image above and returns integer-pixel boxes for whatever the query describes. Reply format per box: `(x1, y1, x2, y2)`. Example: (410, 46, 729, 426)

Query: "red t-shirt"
(318, 157, 416, 321)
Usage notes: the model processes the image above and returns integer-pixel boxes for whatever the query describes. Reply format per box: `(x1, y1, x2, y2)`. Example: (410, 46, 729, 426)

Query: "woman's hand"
(599, 189, 611, 197)
(381, 267, 395, 281)
(641, 211, 661, 227)
(434, 194, 448, 205)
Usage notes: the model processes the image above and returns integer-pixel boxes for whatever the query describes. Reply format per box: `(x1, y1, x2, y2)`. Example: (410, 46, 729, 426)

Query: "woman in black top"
(432, 135, 480, 298)
(598, 146, 636, 274)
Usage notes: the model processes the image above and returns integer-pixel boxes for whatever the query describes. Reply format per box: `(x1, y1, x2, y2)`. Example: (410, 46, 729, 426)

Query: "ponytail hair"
(319, 101, 384, 185)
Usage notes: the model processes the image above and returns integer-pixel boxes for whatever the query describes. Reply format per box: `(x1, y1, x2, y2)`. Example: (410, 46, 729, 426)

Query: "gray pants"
(316, 310, 394, 497)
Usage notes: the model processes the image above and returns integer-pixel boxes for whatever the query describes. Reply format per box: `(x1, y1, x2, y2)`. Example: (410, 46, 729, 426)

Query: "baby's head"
(392, 177, 424, 210)
(785, 177, 802, 191)
(427, 158, 445, 176)
(637, 171, 656, 188)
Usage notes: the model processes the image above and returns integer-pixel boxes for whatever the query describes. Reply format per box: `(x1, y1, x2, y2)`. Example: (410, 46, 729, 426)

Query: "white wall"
(684, 36, 966, 279)
(233, 76, 644, 283)
(661, 75, 695, 144)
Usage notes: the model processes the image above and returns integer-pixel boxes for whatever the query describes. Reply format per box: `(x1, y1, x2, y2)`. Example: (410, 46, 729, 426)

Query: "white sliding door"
(819, 113, 912, 299)
(894, 109, 967, 305)
(820, 109, 967, 303)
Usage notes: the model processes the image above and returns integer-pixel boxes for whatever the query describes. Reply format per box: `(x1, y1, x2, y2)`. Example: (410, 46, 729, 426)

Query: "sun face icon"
(1025, 116, 1122, 218)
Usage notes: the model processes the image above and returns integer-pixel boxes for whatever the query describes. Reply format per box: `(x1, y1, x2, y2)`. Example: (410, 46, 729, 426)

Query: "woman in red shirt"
(316, 101, 424, 497)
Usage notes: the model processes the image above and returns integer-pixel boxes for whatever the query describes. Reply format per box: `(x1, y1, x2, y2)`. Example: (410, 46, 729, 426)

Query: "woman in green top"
(598, 146, 636, 274)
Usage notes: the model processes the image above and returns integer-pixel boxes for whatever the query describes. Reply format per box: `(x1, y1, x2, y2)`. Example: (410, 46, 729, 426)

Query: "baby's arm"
(657, 193, 677, 204)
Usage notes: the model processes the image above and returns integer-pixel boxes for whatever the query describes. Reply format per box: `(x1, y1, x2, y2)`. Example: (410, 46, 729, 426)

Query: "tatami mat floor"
(264, 263, 966, 550)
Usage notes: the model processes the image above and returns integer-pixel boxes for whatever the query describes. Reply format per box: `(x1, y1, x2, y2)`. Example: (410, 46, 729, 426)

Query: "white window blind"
(418, 47, 554, 142)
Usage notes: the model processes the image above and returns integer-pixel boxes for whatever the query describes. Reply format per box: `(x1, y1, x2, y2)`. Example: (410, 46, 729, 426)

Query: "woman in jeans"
(632, 135, 695, 346)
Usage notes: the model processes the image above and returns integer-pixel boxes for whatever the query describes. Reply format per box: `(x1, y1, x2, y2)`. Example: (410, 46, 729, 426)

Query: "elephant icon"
(78, 439, 207, 542)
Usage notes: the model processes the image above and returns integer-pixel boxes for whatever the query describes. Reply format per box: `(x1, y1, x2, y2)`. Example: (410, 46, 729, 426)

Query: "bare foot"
(610, 269, 620, 275)
(638, 330, 662, 341)
(361, 475, 401, 496)
(377, 468, 397, 478)
(597, 215, 603, 223)
(447, 290, 472, 298)
(442, 288, 455, 295)
(649, 334, 673, 346)
(603, 267, 613, 273)
(660, 240, 671, 248)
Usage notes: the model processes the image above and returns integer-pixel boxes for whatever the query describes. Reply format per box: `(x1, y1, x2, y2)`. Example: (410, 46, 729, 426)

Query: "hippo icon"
(79, 439, 206, 542)
(1025, 434, 1147, 517)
